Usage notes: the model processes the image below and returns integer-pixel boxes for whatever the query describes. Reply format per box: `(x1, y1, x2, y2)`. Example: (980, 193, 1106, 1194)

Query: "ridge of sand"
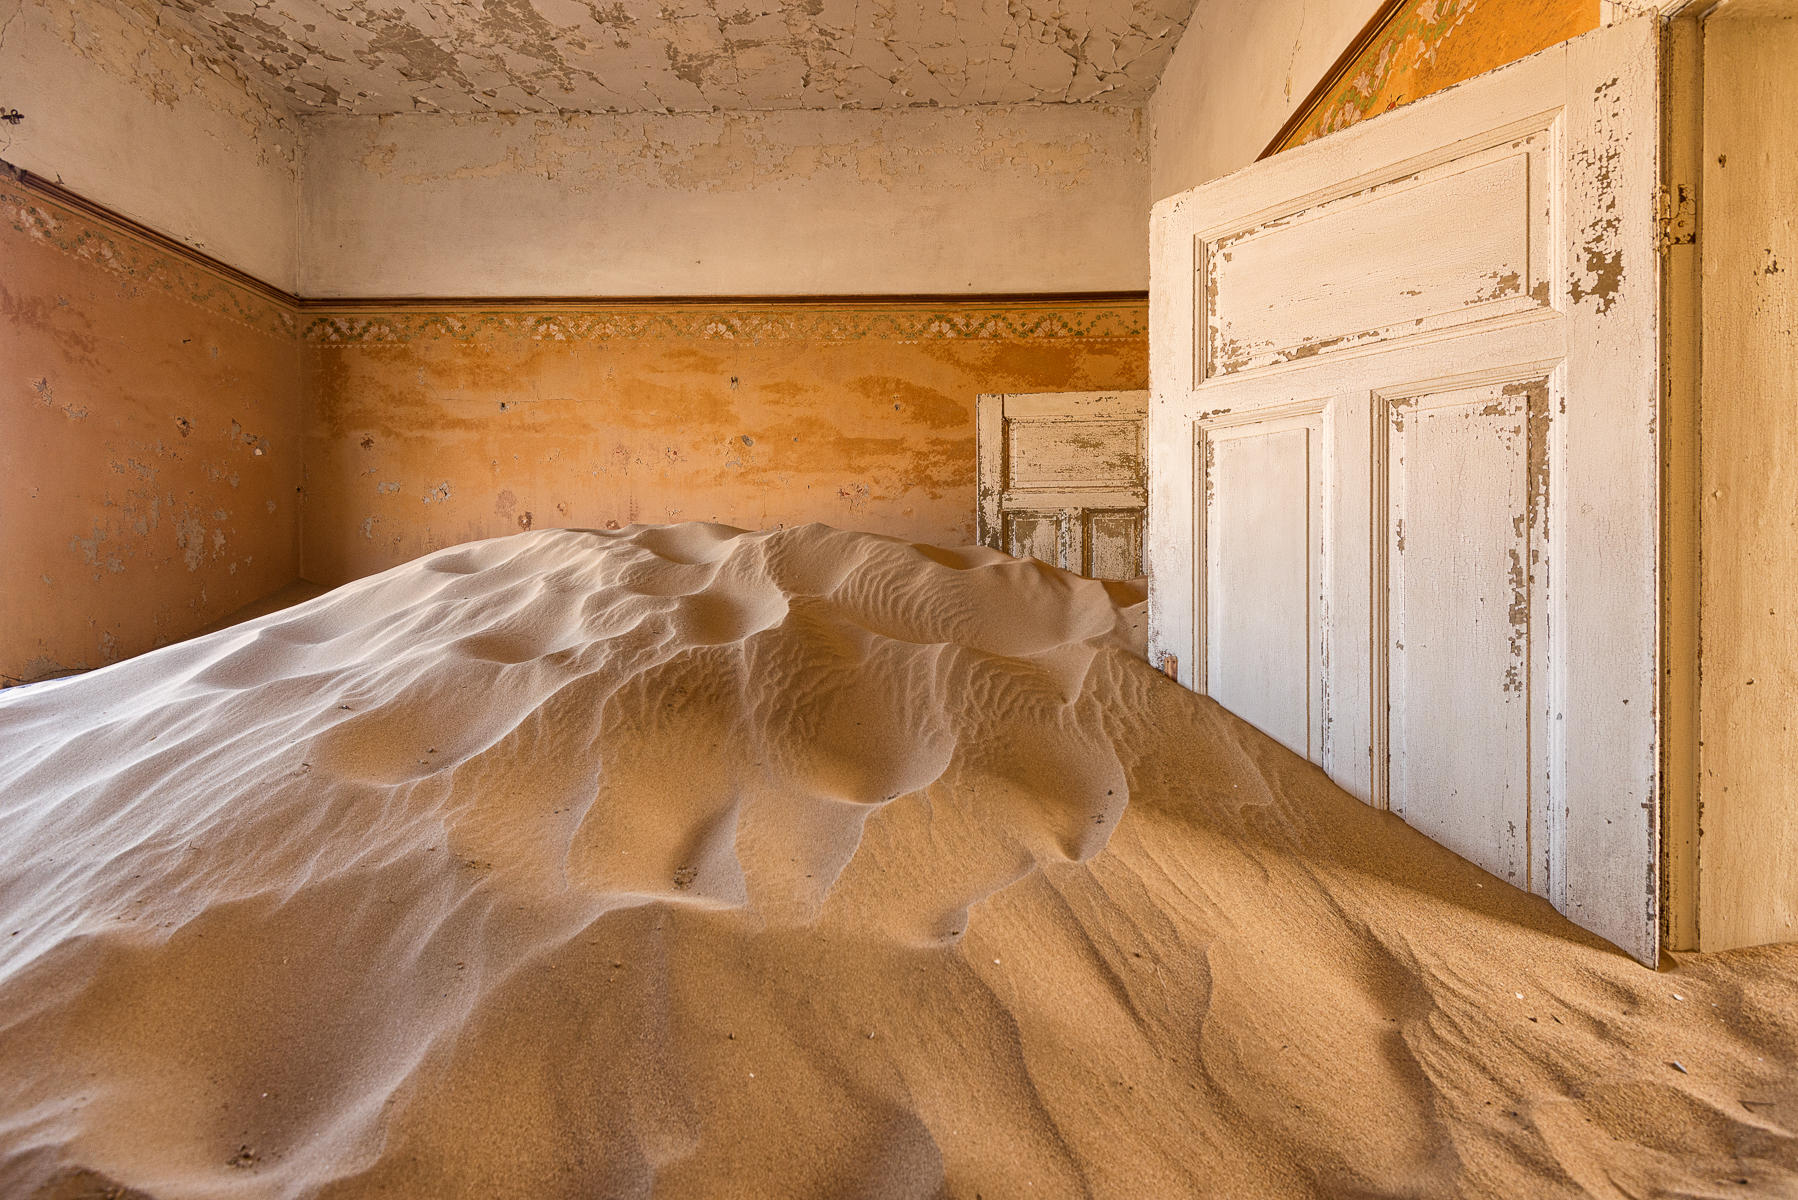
(0, 523, 1793, 1199)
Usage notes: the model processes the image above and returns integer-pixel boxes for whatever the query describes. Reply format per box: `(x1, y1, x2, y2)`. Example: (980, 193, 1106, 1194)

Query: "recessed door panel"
(1385, 379, 1549, 890)
(1201, 409, 1324, 759)
(1005, 511, 1062, 568)
(1086, 510, 1143, 580)
(1008, 421, 1141, 489)
(1204, 137, 1553, 377)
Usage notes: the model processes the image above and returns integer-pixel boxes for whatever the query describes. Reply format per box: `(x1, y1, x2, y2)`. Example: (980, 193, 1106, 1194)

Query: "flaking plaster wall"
(3, 1, 1153, 297)
(299, 299, 1147, 586)
(0, 0, 303, 291)
(155, 0, 1197, 114)
(300, 105, 1150, 298)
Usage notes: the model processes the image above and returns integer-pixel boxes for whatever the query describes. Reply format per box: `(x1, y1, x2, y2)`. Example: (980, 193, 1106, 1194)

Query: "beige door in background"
(1148, 18, 1663, 964)
(976, 391, 1148, 580)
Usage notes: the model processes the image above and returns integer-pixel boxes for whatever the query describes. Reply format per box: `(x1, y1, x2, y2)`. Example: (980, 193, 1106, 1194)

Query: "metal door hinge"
(1658, 182, 1698, 252)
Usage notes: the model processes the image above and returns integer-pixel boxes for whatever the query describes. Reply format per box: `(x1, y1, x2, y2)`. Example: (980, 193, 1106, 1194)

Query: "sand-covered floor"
(0, 523, 1794, 1199)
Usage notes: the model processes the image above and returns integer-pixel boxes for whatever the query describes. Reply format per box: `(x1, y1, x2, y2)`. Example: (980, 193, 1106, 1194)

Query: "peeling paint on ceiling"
(158, 0, 1199, 115)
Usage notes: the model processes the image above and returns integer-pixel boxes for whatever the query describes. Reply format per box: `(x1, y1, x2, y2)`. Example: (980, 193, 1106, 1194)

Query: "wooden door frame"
(1658, 0, 1711, 954)
(1658, 0, 1797, 953)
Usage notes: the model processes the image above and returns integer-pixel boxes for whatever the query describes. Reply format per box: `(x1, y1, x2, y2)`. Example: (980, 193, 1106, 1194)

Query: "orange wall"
(1278, 0, 1600, 153)
(1, 179, 302, 684)
(299, 302, 1148, 585)
(2, 170, 1149, 682)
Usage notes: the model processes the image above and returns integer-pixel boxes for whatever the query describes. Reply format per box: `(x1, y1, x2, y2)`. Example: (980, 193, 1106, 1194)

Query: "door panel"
(977, 391, 1149, 580)
(1385, 377, 1550, 891)
(1087, 511, 1144, 581)
(1008, 421, 1141, 489)
(1004, 511, 1062, 569)
(1148, 18, 1662, 962)
(1200, 407, 1325, 759)
(1205, 132, 1555, 378)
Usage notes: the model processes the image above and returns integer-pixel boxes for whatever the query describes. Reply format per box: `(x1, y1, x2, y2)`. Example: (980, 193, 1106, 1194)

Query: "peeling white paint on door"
(977, 390, 1149, 580)
(1148, 18, 1663, 964)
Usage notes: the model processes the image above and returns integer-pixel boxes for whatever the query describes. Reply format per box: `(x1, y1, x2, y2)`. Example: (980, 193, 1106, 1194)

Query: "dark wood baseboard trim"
(3, 160, 297, 306)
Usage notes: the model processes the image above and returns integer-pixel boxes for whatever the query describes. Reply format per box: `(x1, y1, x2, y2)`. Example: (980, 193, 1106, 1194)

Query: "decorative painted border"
(1261, 0, 1598, 159)
(0, 177, 297, 341)
(299, 303, 1148, 345)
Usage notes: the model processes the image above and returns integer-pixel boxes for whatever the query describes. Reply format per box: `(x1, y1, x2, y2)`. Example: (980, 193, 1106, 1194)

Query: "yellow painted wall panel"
(299, 304, 1147, 586)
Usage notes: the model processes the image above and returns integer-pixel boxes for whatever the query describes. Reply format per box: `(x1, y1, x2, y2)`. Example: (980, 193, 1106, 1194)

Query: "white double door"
(1148, 18, 1663, 964)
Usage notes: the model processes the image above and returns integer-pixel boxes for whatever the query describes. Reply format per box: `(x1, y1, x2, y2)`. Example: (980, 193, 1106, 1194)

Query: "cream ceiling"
(161, 0, 1199, 115)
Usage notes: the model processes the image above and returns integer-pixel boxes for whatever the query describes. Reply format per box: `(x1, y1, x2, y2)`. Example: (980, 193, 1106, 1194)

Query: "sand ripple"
(0, 523, 1793, 1198)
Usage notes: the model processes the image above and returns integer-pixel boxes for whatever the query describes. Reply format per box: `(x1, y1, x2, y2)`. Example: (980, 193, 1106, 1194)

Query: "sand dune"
(0, 523, 1793, 1199)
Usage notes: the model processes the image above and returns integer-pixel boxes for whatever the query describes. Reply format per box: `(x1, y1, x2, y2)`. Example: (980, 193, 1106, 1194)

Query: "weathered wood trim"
(1, 160, 296, 307)
(975, 394, 1006, 552)
(1000, 391, 1149, 420)
(1558, 18, 1662, 966)
(1000, 489, 1146, 510)
(1659, 2, 1704, 952)
(297, 291, 1151, 311)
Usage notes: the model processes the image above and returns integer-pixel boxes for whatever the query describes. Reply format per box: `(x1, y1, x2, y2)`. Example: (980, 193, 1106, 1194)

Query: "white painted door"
(1148, 18, 1663, 963)
(976, 390, 1149, 579)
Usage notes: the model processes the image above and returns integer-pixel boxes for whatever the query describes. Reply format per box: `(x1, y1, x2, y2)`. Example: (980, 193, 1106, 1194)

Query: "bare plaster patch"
(158, 0, 1198, 114)
(21, 0, 298, 167)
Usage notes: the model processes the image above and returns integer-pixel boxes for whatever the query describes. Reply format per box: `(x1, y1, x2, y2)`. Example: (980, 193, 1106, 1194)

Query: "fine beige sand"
(0, 523, 1793, 1199)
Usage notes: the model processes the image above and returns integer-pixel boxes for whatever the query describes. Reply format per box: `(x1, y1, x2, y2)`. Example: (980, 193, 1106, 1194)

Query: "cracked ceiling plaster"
(158, 0, 1199, 115)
